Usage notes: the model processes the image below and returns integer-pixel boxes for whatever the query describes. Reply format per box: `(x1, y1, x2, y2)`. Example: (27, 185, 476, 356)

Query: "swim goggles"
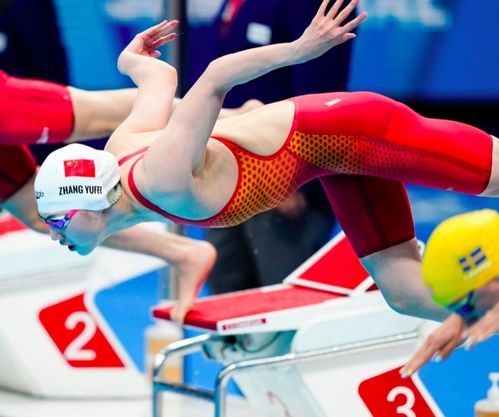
(447, 291, 477, 320)
(39, 209, 79, 230)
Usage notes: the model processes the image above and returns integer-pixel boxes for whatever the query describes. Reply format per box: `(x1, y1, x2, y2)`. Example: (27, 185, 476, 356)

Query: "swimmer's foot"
(170, 240, 217, 324)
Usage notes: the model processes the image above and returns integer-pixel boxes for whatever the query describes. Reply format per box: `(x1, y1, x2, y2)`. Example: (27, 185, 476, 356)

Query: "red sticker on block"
(359, 367, 437, 417)
(39, 294, 125, 368)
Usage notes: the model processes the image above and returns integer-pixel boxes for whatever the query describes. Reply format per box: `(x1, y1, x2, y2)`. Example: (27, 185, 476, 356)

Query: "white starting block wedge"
(152, 233, 443, 417)
(0, 213, 166, 398)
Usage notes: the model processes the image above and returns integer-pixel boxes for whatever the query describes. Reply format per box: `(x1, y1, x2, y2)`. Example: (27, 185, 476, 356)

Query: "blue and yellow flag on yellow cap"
(458, 246, 491, 277)
(423, 209, 499, 306)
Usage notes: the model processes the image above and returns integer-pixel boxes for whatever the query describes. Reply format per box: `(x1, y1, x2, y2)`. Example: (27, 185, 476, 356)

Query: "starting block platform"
(151, 233, 443, 417)
(154, 233, 374, 335)
(153, 284, 343, 334)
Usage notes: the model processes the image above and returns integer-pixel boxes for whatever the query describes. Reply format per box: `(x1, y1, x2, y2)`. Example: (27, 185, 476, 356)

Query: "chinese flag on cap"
(64, 159, 96, 177)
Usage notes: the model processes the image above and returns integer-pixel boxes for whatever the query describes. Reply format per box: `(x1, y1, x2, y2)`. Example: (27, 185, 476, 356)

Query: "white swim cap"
(35, 143, 121, 213)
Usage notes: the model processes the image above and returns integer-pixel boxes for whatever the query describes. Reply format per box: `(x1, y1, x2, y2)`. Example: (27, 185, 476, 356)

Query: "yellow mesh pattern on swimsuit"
(204, 128, 421, 227)
(207, 137, 323, 227)
(288, 131, 419, 175)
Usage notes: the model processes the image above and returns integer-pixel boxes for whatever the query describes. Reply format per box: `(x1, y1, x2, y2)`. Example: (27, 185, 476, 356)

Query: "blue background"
(49, 0, 499, 414)
(53, 0, 499, 101)
(350, 0, 499, 101)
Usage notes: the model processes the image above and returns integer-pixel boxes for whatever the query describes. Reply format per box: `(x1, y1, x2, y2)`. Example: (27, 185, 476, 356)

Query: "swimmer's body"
(36, 0, 499, 330)
(0, 71, 260, 320)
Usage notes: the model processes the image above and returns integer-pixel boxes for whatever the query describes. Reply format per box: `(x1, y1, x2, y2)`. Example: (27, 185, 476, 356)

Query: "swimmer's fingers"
(324, 0, 344, 19)
(400, 341, 439, 378)
(329, 0, 357, 23)
(143, 20, 179, 51)
(400, 314, 466, 378)
(125, 20, 178, 58)
(313, 0, 334, 22)
(150, 33, 177, 50)
(315, 0, 367, 46)
(328, 0, 367, 42)
(140, 19, 178, 40)
(463, 301, 499, 350)
(338, 10, 367, 37)
(142, 20, 179, 57)
(298, 0, 366, 62)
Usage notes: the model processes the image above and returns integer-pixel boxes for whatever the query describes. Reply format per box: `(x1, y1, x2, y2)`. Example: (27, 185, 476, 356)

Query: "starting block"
(0, 213, 167, 398)
(152, 233, 443, 417)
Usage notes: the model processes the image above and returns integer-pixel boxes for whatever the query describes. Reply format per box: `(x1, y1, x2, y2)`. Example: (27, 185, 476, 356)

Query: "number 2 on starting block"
(39, 293, 125, 368)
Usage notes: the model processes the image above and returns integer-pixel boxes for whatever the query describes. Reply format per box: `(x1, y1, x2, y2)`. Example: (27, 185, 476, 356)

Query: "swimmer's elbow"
(386, 298, 409, 316)
(202, 60, 234, 95)
(382, 291, 420, 317)
(386, 295, 450, 322)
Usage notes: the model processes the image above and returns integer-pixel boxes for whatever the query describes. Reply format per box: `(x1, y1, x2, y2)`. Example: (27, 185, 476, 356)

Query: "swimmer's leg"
(319, 174, 448, 321)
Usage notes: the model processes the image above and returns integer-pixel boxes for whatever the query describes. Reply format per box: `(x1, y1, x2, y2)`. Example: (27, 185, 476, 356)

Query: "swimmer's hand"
(400, 314, 466, 378)
(402, 302, 499, 377)
(293, 0, 367, 64)
(118, 19, 178, 79)
(460, 301, 499, 350)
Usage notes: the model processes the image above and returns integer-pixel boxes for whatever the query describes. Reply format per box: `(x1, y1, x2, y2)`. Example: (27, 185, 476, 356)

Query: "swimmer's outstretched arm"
(142, 0, 367, 185)
(111, 19, 180, 140)
(201, 0, 365, 93)
(69, 86, 260, 145)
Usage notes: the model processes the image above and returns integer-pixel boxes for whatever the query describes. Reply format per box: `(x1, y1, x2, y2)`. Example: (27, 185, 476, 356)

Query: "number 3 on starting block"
(359, 367, 441, 417)
(39, 294, 125, 368)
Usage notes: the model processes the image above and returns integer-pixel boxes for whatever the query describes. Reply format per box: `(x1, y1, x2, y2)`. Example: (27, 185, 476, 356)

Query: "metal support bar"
(153, 329, 418, 417)
(214, 331, 418, 417)
(152, 333, 222, 417)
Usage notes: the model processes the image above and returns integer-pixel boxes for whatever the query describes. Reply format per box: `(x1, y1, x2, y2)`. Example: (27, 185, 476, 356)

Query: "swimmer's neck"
(103, 191, 155, 237)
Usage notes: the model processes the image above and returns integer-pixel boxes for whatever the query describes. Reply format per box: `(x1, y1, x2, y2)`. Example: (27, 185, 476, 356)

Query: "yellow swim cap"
(423, 209, 499, 306)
